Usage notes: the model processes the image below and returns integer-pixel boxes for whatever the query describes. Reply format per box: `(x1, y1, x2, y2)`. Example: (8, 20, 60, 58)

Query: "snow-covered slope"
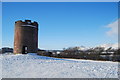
(99, 43, 118, 50)
(1, 53, 119, 78)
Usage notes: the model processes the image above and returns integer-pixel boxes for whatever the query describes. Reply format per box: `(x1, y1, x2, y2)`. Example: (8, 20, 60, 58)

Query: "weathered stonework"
(14, 20, 38, 54)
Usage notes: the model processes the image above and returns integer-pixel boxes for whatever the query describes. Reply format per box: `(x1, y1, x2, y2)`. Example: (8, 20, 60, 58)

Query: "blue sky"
(2, 2, 118, 50)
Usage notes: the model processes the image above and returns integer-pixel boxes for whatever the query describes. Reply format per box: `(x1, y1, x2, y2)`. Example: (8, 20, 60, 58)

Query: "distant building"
(1, 47, 13, 54)
(14, 20, 38, 54)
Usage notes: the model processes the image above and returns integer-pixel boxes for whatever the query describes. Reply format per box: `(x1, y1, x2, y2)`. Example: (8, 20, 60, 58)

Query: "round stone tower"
(14, 20, 38, 54)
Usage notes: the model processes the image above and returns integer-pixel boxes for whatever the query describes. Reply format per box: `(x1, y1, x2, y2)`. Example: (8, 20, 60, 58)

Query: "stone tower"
(14, 20, 38, 54)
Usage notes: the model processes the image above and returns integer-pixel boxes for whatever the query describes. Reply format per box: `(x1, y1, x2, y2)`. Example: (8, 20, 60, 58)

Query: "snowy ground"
(1, 53, 119, 78)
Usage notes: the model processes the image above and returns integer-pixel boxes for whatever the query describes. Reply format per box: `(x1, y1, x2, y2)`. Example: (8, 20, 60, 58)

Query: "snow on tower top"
(15, 20, 38, 28)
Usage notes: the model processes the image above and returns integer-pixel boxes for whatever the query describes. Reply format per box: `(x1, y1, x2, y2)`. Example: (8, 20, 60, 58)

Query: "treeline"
(1, 46, 120, 62)
(38, 47, 120, 62)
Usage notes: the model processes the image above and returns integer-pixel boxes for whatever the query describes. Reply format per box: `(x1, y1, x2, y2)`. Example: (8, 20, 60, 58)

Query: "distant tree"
(114, 48, 120, 55)
(106, 47, 112, 52)
(0, 48, 2, 54)
(118, 48, 120, 55)
(92, 47, 105, 54)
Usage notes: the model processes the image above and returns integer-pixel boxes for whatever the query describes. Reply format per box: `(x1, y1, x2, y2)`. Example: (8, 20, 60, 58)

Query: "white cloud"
(106, 19, 118, 37)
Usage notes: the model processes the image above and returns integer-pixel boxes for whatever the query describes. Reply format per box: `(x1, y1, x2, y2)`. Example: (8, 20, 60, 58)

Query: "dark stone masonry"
(14, 20, 38, 54)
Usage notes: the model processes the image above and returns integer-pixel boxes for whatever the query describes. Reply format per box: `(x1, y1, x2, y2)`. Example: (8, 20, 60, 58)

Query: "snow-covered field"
(1, 53, 119, 78)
